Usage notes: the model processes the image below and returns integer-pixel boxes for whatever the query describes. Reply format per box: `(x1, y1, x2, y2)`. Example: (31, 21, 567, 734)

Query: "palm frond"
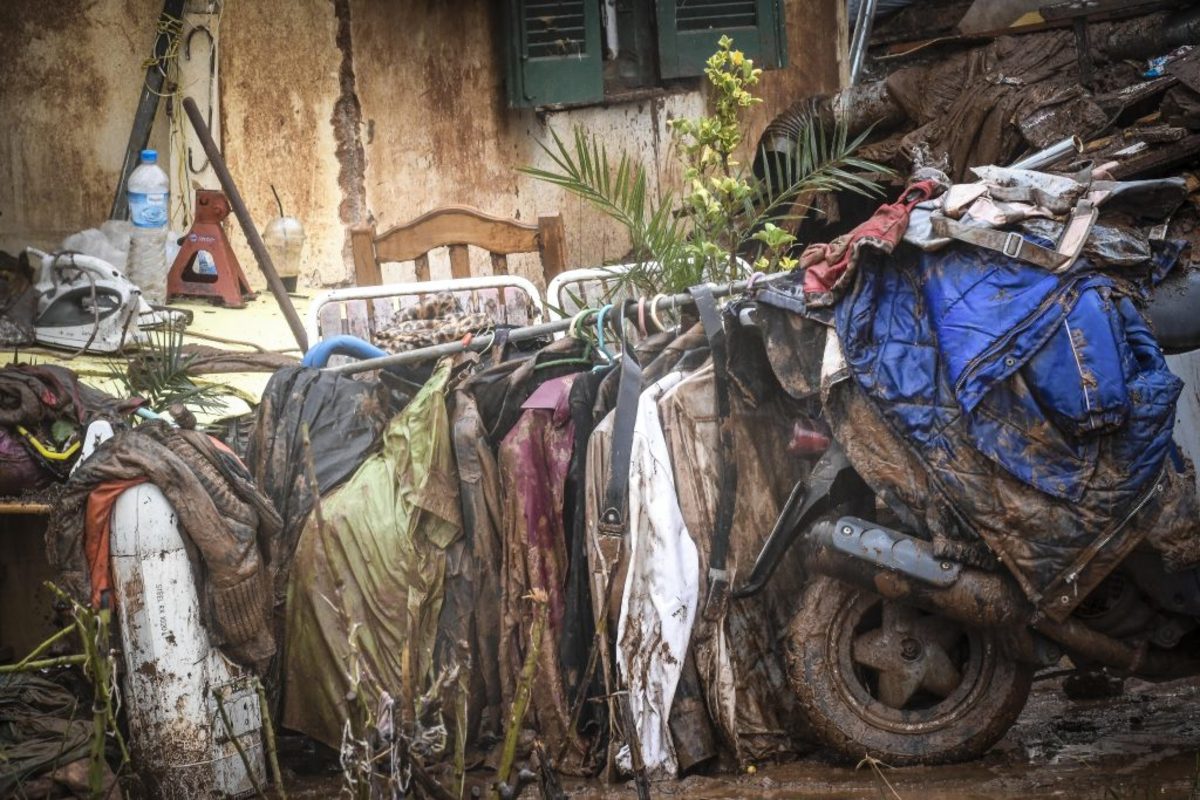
(520, 126, 693, 292)
(104, 325, 233, 414)
(749, 119, 894, 237)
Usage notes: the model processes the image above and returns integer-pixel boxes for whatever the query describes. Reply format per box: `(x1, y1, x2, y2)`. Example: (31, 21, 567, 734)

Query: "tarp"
(282, 359, 462, 748)
(833, 241, 1199, 617)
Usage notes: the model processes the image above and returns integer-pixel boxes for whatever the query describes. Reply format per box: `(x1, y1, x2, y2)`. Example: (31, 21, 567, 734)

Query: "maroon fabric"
(801, 179, 940, 308)
(0, 425, 52, 495)
(497, 372, 591, 773)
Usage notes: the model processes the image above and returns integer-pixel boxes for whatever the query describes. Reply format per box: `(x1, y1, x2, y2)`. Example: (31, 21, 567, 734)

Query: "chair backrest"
(350, 205, 567, 287)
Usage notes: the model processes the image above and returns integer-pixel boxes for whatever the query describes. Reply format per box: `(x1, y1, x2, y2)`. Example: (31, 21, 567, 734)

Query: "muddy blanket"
(830, 243, 1200, 619)
(47, 421, 279, 669)
(283, 360, 462, 749)
(0, 674, 93, 796)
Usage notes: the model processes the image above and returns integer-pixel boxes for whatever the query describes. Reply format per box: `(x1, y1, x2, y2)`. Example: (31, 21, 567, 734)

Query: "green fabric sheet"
(282, 360, 462, 747)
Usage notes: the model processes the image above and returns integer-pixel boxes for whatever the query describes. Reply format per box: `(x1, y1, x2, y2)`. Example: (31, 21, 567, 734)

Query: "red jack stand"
(167, 189, 256, 307)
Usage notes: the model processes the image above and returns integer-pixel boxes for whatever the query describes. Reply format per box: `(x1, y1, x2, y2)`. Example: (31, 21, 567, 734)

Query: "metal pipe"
(109, 0, 187, 220)
(803, 521, 1200, 678)
(1034, 617, 1200, 679)
(182, 96, 310, 353)
(1010, 135, 1084, 170)
(848, 0, 880, 85)
(803, 521, 1033, 628)
(323, 275, 784, 375)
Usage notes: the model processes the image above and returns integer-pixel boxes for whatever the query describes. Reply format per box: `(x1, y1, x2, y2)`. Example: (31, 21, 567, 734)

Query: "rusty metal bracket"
(823, 517, 963, 587)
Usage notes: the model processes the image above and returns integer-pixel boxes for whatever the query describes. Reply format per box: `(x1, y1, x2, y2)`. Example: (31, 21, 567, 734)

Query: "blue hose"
(301, 335, 389, 368)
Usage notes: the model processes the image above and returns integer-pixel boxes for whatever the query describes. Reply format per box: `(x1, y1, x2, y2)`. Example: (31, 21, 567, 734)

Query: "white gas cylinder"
(110, 482, 267, 798)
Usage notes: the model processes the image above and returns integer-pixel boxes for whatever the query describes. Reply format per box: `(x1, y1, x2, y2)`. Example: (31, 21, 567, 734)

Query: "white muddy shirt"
(615, 370, 699, 778)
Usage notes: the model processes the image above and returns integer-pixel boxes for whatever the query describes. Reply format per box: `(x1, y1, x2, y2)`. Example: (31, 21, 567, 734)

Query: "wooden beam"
(448, 244, 471, 279)
(0, 501, 51, 515)
(537, 212, 567, 281)
(351, 223, 382, 286)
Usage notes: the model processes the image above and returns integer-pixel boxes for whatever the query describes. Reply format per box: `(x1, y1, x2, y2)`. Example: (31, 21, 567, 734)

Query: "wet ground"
(289, 674, 1200, 799)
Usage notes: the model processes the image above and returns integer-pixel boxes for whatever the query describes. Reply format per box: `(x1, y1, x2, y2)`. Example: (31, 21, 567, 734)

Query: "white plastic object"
(262, 216, 306, 290)
(126, 149, 170, 305)
(110, 482, 267, 798)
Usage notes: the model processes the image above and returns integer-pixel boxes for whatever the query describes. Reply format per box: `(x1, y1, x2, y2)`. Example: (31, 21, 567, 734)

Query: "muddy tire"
(786, 576, 1033, 765)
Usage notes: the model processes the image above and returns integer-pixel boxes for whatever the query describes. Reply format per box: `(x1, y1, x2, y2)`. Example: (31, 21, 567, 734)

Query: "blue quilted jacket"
(837, 239, 1184, 504)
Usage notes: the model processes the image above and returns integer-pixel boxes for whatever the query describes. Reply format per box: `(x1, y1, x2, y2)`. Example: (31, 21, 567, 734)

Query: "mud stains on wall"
(0, 0, 168, 253)
(218, 1, 345, 290)
(0, 0, 840, 289)
(330, 0, 367, 261)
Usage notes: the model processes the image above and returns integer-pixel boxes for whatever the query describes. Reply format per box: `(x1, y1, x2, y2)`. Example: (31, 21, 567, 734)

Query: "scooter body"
(738, 283, 1200, 763)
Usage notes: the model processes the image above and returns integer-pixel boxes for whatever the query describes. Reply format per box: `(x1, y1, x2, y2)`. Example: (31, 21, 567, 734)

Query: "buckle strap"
(600, 307, 643, 537)
(931, 216, 1069, 270)
(688, 285, 738, 620)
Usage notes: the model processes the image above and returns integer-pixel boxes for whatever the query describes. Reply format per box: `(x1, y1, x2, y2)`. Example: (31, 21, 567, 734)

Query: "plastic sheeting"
(246, 366, 391, 606)
(282, 360, 462, 748)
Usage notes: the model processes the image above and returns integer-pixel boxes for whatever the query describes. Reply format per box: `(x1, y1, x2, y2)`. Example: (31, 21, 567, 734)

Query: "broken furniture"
(168, 189, 256, 308)
(349, 205, 567, 286)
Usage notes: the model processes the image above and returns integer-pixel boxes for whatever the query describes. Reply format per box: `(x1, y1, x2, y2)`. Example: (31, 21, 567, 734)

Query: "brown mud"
(288, 674, 1200, 799)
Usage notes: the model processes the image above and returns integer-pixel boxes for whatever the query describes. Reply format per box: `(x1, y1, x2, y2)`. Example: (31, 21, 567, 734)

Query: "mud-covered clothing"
(615, 371, 697, 778)
(831, 241, 1199, 617)
(49, 421, 279, 669)
(660, 364, 812, 765)
(445, 368, 507, 740)
(283, 360, 462, 748)
(246, 366, 391, 607)
(497, 373, 592, 773)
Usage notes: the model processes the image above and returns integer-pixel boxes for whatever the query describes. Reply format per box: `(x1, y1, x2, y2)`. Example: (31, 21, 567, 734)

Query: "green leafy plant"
(522, 36, 893, 294)
(104, 324, 233, 414)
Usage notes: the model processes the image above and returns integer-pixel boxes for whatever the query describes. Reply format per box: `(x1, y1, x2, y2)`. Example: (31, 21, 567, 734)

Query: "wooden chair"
(350, 205, 567, 287)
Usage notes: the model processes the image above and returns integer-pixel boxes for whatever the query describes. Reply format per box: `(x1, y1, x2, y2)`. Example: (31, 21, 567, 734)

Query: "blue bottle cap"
(140, 149, 158, 164)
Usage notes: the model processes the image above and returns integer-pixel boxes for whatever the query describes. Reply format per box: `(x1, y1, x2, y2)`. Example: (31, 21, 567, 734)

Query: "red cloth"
(801, 179, 940, 308)
(80, 434, 239, 609)
(84, 478, 147, 608)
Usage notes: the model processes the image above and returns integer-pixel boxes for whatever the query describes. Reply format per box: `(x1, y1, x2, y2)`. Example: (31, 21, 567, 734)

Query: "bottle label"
(129, 191, 168, 228)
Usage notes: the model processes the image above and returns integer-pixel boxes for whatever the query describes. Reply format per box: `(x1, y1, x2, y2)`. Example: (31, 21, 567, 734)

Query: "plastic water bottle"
(126, 149, 170, 305)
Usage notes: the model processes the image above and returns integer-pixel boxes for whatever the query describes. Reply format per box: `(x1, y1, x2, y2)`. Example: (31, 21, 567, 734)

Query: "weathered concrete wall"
(2, 0, 840, 289)
(218, 0, 347, 291)
(222, 0, 841, 288)
(0, 0, 169, 254)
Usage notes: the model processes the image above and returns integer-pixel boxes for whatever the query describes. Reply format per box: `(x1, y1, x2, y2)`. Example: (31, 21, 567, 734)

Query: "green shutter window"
(505, 0, 604, 108)
(656, 0, 787, 79)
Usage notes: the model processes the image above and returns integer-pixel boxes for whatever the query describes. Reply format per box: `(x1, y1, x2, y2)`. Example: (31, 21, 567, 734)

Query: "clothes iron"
(27, 248, 147, 353)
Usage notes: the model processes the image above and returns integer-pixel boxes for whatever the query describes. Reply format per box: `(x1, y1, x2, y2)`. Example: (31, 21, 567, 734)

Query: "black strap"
(689, 285, 737, 619)
(599, 302, 642, 536)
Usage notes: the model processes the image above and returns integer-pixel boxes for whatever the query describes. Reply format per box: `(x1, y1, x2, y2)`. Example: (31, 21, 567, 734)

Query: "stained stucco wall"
(0, 0, 170, 254)
(1, 0, 840, 290)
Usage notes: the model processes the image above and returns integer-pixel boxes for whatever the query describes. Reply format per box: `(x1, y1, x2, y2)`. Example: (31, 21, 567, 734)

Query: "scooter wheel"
(786, 576, 1033, 765)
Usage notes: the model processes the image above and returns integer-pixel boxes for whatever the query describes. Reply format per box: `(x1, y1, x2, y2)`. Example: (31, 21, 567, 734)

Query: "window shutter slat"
(505, 0, 603, 108)
(656, 0, 786, 79)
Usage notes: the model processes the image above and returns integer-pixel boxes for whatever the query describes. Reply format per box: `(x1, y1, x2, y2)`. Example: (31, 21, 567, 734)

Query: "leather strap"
(931, 216, 1069, 270)
(689, 285, 737, 620)
(599, 303, 642, 537)
(1053, 198, 1097, 273)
